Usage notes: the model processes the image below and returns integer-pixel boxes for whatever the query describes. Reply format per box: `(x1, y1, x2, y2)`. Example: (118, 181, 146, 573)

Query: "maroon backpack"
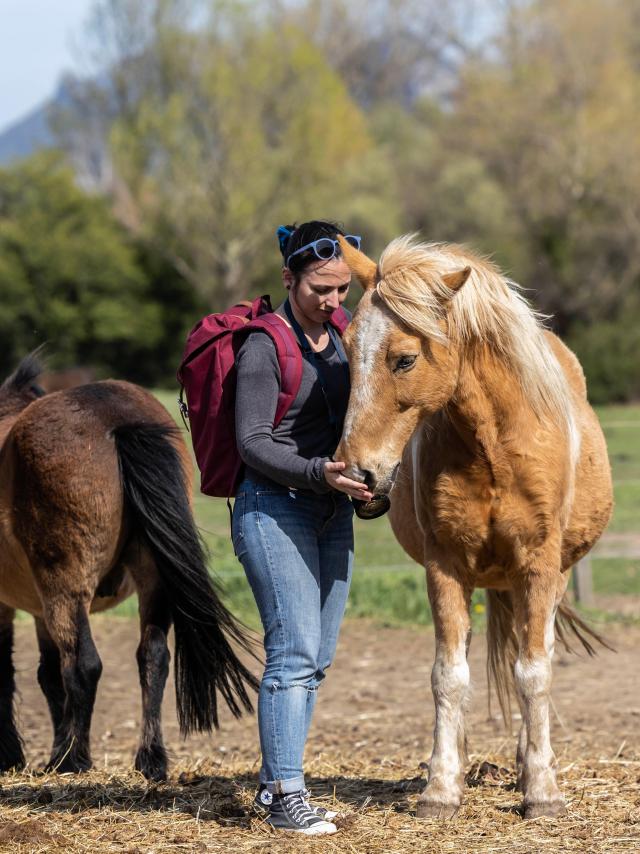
(177, 295, 349, 497)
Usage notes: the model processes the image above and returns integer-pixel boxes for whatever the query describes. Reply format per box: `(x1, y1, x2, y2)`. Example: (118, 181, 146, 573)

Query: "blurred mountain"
(0, 83, 70, 164)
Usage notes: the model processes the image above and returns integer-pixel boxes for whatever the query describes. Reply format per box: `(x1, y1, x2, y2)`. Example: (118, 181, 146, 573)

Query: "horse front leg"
(417, 560, 471, 819)
(0, 603, 25, 771)
(512, 556, 566, 819)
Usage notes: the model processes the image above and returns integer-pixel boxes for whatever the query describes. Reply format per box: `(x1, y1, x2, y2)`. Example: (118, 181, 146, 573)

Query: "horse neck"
(446, 345, 533, 480)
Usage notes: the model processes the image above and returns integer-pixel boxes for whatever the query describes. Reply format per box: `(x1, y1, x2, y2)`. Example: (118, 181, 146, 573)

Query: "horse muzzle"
(343, 461, 400, 497)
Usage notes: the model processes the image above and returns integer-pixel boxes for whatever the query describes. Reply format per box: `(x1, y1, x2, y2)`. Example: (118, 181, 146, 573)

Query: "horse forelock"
(375, 235, 579, 457)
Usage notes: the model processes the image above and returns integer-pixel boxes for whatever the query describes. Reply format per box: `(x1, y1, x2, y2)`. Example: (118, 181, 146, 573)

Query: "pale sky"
(0, 0, 94, 131)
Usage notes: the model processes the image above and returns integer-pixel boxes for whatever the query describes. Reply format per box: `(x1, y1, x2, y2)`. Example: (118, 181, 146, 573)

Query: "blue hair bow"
(276, 225, 294, 254)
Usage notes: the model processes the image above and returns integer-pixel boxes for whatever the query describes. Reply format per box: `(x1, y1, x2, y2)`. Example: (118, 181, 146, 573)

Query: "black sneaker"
(302, 787, 338, 821)
(253, 784, 338, 821)
(266, 791, 337, 835)
(252, 784, 273, 815)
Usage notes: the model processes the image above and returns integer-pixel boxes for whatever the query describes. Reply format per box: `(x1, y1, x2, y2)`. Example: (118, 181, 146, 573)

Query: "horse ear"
(337, 235, 377, 291)
(442, 267, 472, 294)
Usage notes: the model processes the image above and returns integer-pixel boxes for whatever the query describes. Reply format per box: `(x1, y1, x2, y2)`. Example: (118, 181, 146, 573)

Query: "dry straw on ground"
(0, 755, 637, 853)
(0, 619, 638, 852)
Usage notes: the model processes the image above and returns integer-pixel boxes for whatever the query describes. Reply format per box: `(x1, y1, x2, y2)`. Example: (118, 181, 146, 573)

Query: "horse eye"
(394, 355, 417, 373)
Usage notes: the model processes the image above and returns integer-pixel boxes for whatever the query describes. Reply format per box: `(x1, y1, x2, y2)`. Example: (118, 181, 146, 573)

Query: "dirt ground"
(0, 617, 638, 853)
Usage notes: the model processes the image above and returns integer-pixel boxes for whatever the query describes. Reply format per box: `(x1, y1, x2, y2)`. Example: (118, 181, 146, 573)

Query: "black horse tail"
(112, 423, 259, 734)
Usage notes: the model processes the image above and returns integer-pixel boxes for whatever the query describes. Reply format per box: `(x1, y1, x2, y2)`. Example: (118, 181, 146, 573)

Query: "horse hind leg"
(0, 604, 25, 771)
(126, 543, 171, 781)
(34, 618, 66, 758)
(417, 559, 471, 819)
(41, 595, 103, 773)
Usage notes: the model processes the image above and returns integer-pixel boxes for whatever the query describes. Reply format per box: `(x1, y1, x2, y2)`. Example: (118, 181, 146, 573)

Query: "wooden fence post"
(573, 554, 594, 608)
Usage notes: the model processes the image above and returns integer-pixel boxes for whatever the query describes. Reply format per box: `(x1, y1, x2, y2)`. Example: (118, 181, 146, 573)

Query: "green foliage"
(568, 318, 640, 405)
(0, 152, 203, 383)
(61, 1, 398, 307)
(448, 0, 640, 336)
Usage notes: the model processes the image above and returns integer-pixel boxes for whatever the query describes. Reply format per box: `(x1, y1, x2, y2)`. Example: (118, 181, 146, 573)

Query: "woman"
(232, 220, 373, 835)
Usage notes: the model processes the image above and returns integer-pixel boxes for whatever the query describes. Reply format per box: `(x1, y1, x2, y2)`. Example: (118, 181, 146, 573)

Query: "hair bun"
(276, 224, 295, 257)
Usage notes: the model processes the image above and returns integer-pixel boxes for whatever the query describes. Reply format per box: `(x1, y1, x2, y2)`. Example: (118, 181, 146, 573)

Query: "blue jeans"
(232, 474, 354, 795)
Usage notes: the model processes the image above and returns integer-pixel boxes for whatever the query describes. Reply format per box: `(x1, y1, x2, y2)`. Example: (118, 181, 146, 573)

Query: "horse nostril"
(362, 470, 375, 490)
(349, 465, 373, 488)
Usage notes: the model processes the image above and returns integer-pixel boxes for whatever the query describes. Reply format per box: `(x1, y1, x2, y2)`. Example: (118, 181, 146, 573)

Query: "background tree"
(56, 0, 401, 307)
(12, 0, 637, 399)
(0, 152, 199, 382)
(447, 0, 640, 333)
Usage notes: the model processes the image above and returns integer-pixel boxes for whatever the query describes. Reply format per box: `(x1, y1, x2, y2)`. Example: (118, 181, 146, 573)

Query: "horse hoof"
(46, 752, 92, 774)
(0, 740, 26, 773)
(524, 800, 566, 819)
(135, 746, 168, 782)
(0, 756, 25, 773)
(416, 800, 460, 819)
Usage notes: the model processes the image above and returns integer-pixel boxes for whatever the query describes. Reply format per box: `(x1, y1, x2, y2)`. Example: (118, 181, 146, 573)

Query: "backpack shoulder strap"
(242, 314, 303, 426)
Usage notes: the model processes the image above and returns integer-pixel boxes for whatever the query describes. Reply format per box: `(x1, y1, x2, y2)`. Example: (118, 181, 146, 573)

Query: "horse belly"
(0, 521, 44, 614)
(90, 572, 136, 613)
(561, 403, 613, 568)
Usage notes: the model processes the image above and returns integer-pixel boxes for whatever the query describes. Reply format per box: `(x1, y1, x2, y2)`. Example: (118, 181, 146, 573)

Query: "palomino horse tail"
(486, 591, 519, 726)
(112, 423, 259, 735)
(554, 599, 615, 656)
(486, 589, 613, 726)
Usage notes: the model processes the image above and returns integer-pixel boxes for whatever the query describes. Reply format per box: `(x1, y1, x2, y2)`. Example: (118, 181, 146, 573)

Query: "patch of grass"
(608, 481, 640, 532)
(591, 558, 640, 596)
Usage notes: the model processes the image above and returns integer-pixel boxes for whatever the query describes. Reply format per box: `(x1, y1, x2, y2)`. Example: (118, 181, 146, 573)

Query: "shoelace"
(301, 788, 324, 815)
(282, 792, 320, 825)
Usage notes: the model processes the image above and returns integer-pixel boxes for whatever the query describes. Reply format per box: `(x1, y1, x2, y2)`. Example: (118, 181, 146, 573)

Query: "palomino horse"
(0, 354, 258, 780)
(335, 235, 612, 819)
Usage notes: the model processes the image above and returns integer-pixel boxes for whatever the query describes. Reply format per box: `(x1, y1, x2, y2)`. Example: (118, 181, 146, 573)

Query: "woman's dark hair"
(277, 220, 345, 280)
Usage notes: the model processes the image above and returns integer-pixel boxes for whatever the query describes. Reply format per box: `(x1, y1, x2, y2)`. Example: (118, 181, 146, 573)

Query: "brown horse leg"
(0, 604, 25, 771)
(42, 597, 103, 773)
(134, 594, 171, 781)
(417, 560, 471, 819)
(127, 545, 171, 781)
(34, 618, 66, 754)
(512, 561, 566, 819)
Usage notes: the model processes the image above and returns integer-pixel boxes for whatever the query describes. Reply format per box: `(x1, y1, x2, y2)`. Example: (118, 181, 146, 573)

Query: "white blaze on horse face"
(342, 297, 392, 442)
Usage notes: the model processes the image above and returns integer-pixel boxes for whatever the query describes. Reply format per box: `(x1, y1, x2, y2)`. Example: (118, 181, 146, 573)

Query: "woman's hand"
(323, 461, 374, 501)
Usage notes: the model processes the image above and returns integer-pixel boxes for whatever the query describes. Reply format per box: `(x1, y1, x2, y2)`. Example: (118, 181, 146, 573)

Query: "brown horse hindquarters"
(0, 375, 257, 779)
(2, 384, 152, 771)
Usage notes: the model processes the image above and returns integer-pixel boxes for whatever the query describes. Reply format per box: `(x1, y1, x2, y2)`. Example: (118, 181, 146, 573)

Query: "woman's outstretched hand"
(324, 461, 374, 501)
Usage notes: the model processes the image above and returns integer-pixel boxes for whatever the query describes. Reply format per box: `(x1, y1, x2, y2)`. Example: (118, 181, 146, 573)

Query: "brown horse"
(335, 235, 613, 819)
(0, 354, 258, 780)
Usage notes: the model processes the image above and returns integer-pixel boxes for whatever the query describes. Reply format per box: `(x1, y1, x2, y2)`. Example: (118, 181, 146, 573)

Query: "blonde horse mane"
(376, 235, 578, 445)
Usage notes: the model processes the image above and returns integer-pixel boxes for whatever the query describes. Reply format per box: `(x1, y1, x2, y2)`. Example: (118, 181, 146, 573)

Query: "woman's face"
(285, 257, 352, 325)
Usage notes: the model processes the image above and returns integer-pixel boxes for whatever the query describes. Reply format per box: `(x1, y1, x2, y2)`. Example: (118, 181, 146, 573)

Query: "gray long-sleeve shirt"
(235, 330, 350, 492)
